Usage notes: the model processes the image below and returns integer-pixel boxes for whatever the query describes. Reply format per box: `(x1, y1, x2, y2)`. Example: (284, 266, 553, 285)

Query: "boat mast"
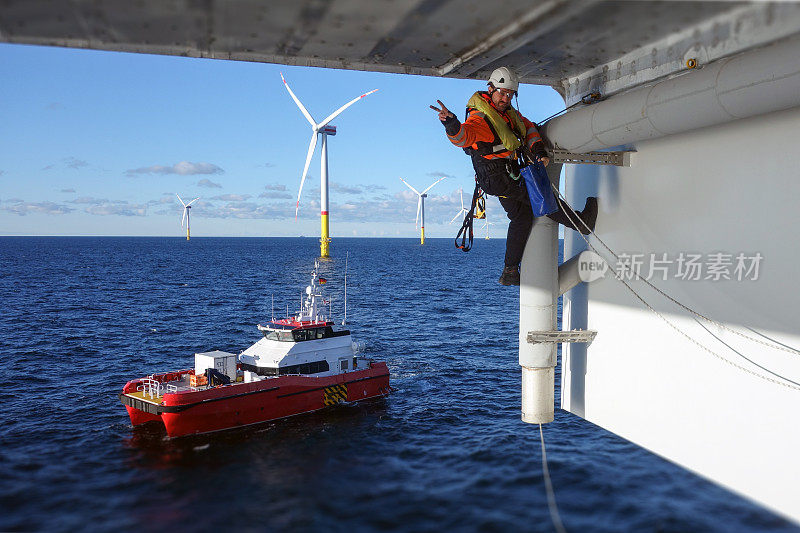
(343, 252, 348, 325)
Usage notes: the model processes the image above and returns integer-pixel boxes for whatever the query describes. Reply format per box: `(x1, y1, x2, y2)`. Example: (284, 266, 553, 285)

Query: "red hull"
(121, 363, 389, 438)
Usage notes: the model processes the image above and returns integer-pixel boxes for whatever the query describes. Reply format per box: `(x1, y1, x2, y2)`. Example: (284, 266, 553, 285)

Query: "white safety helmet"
(488, 66, 519, 93)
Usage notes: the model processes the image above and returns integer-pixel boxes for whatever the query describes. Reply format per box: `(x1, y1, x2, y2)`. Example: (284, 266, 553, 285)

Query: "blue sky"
(0, 43, 564, 237)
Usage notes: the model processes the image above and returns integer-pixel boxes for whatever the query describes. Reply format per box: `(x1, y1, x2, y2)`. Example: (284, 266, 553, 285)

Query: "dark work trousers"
(475, 163, 579, 268)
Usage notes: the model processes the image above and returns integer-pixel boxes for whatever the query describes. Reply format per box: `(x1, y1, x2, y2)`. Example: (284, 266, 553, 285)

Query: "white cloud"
(263, 183, 287, 191)
(70, 196, 110, 205)
(330, 182, 362, 194)
(211, 194, 251, 202)
(197, 178, 222, 188)
(65, 157, 88, 169)
(84, 203, 147, 217)
(200, 200, 301, 220)
(40, 158, 89, 171)
(3, 201, 74, 216)
(126, 161, 224, 176)
(60, 188, 76, 193)
(148, 195, 178, 206)
(259, 191, 293, 199)
(427, 171, 458, 179)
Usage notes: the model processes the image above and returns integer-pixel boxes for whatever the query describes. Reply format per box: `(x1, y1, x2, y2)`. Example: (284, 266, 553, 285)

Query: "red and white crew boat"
(120, 261, 390, 438)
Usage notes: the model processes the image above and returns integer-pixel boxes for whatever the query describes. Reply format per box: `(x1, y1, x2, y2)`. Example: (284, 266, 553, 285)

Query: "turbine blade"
(318, 89, 378, 128)
(181, 208, 187, 228)
(449, 210, 462, 224)
(460, 188, 465, 210)
(187, 197, 200, 206)
(399, 177, 420, 195)
(415, 198, 421, 229)
(281, 72, 318, 127)
(422, 176, 447, 195)
(295, 132, 318, 219)
(176, 193, 186, 207)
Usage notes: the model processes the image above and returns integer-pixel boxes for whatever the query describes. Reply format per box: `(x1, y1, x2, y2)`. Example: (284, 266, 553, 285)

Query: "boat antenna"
(271, 294, 274, 322)
(343, 251, 348, 325)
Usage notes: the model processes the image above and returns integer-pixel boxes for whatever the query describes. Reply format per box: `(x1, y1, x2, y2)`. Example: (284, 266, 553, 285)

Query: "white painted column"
(320, 133, 330, 257)
(420, 194, 426, 244)
(320, 133, 329, 215)
(519, 163, 561, 424)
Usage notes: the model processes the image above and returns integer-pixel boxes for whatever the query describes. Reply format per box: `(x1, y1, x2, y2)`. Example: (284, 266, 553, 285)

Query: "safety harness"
(454, 183, 485, 252)
(455, 94, 531, 252)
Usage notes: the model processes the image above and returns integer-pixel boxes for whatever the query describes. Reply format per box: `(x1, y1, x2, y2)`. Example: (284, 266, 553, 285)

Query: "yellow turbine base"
(186, 228, 190, 241)
(420, 227, 425, 245)
(320, 213, 330, 258)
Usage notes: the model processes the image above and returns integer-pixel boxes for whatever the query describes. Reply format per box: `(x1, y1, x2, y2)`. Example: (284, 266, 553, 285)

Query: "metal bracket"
(527, 329, 597, 345)
(550, 149, 632, 167)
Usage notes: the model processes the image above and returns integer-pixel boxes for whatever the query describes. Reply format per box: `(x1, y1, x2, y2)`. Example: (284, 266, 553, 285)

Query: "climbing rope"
(551, 185, 800, 392)
(693, 318, 800, 388)
(539, 423, 567, 533)
(454, 182, 484, 252)
(553, 184, 800, 357)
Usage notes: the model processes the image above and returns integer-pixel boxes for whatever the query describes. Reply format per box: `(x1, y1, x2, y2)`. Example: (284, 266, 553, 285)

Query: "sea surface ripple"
(0, 237, 795, 532)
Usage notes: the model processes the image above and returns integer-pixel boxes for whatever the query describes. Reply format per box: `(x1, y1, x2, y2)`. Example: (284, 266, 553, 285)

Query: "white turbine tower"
(449, 187, 469, 224)
(281, 73, 378, 258)
(481, 213, 495, 240)
(399, 176, 446, 245)
(176, 194, 199, 241)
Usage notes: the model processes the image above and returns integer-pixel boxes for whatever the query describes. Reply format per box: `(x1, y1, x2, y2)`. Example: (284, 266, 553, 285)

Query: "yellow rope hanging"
(474, 192, 486, 219)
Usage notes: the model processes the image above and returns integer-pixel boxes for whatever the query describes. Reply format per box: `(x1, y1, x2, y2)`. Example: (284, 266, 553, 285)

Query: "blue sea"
(0, 237, 795, 532)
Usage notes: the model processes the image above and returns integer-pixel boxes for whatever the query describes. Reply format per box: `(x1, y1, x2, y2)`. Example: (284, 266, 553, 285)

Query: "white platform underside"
(562, 104, 800, 523)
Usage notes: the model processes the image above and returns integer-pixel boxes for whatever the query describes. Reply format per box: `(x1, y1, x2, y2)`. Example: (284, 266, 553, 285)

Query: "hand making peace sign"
(430, 100, 455, 122)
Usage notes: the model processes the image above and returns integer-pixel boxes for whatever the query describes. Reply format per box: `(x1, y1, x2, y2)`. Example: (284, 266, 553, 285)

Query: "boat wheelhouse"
(120, 261, 390, 438)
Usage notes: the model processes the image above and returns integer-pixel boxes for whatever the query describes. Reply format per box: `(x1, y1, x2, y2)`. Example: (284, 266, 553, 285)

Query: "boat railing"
(137, 378, 163, 399)
(166, 383, 180, 394)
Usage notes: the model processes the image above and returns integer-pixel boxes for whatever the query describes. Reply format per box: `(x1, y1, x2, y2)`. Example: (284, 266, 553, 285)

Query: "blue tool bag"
(521, 160, 558, 217)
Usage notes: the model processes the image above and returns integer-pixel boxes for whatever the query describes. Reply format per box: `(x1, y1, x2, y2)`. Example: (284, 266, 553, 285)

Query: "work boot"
(578, 197, 598, 235)
(499, 266, 520, 286)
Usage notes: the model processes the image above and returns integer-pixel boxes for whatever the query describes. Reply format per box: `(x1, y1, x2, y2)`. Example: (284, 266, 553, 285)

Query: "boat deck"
(126, 374, 204, 404)
(125, 390, 164, 404)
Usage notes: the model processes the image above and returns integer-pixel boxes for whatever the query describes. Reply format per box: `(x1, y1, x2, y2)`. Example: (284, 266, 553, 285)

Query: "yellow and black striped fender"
(323, 384, 348, 406)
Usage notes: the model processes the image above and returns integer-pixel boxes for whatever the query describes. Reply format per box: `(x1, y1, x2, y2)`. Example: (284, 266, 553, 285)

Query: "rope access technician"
(431, 66, 597, 286)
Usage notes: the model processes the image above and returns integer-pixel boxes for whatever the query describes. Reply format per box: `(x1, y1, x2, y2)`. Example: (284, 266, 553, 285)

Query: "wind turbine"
(176, 194, 199, 241)
(281, 73, 378, 258)
(399, 176, 446, 245)
(481, 213, 495, 240)
(449, 187, 469, 224)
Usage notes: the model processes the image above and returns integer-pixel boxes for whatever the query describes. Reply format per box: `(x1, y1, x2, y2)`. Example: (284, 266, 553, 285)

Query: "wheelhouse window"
(240, 360, 330, 376)
(279, 360, 330, 375)
(292, 327, 335, 342)
(262, 329, 295, 342)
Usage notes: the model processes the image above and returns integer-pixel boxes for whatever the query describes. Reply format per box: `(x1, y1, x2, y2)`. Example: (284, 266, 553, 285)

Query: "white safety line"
(552, 184, 800, 392)
(539, 423, 567, 533)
